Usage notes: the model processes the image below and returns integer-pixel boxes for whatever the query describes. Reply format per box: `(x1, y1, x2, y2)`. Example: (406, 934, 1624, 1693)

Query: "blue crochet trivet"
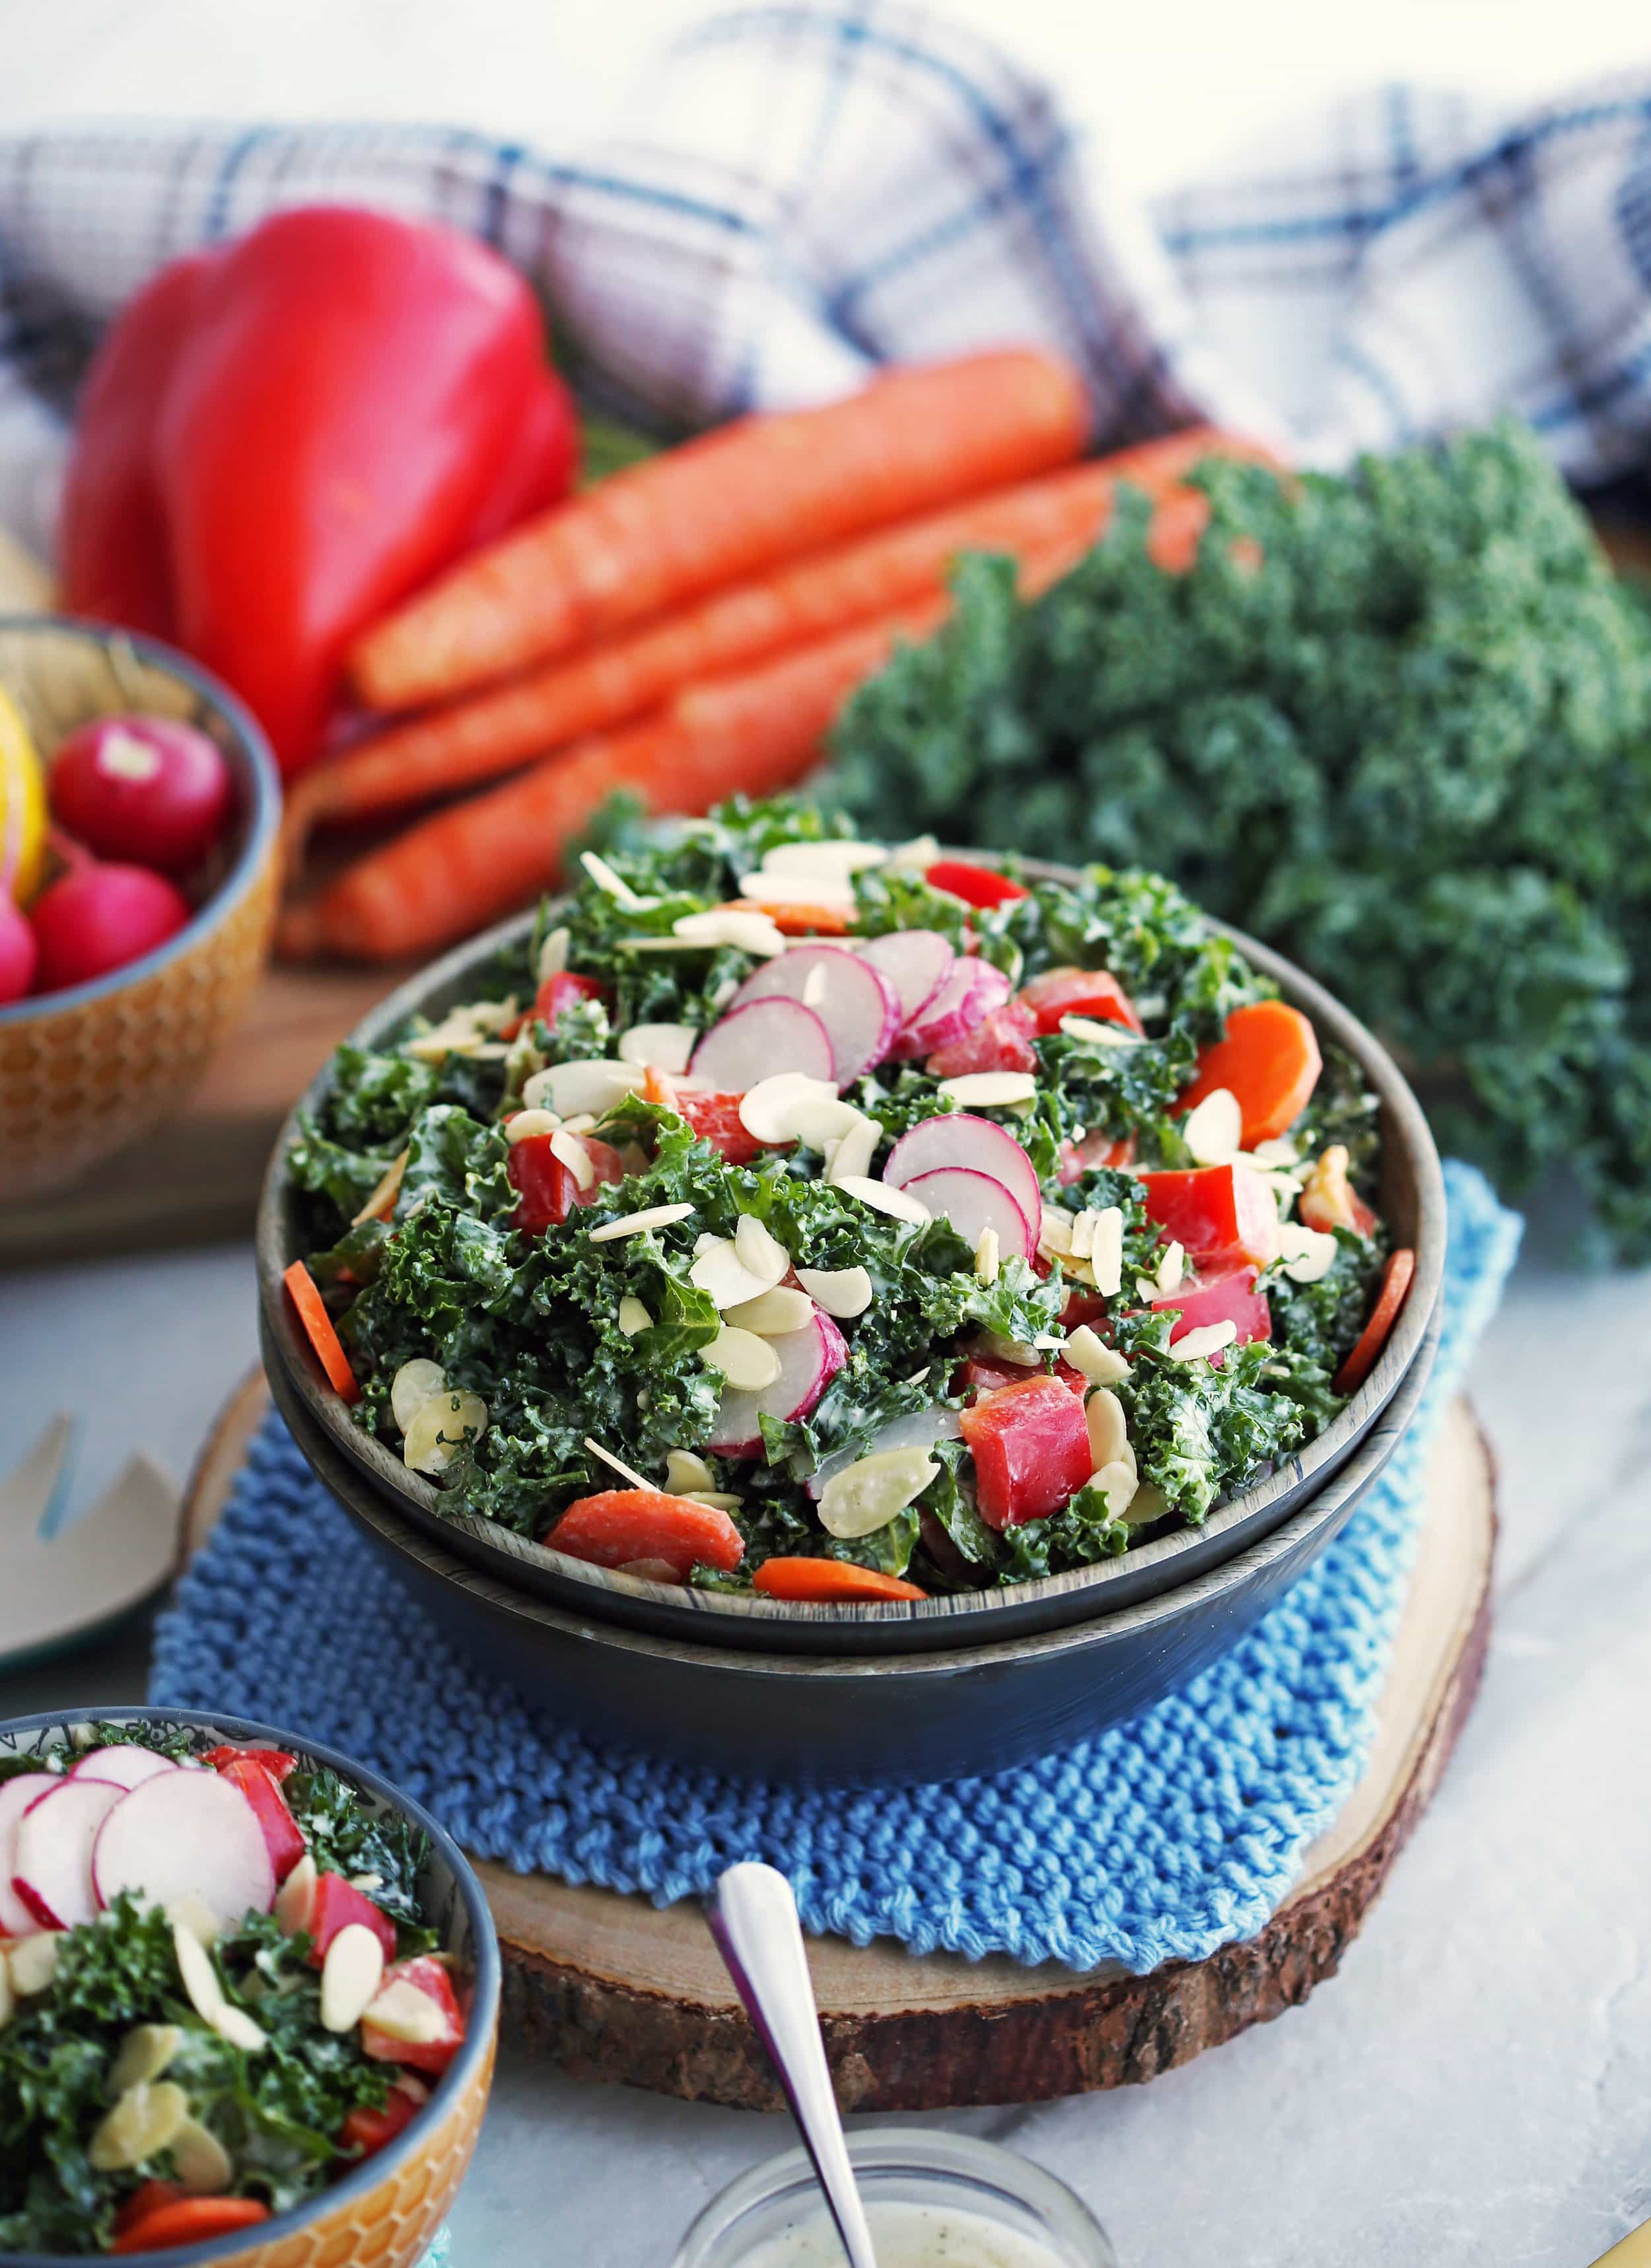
(151, 1161, 1518, 1976)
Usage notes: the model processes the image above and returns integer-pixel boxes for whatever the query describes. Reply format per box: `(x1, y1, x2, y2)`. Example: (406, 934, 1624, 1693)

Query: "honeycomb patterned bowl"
(0, 618, 280, 1198)
(0, 1705, 500, 2268)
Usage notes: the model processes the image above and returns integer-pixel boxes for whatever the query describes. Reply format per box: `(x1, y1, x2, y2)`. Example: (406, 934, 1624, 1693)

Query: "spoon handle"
(711, 1863, 879, 2268)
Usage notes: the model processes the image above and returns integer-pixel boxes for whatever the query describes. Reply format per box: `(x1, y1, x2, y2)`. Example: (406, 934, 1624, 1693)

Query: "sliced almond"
(107, 2024, 183, 2098)
(1155, 1239, 1185, 1293)
(722, 1286, 816, 1337)
(391, 1358, 448, 1433)
(165, 1892, 222, 1947)
(1085, 1387, 1129, 1473)
(616, 1022, 697, 1072)
(504, 1107, 563, 1146)
(976, 1330, 1040, 1367)
(404, 1389, 487, 1475)
(680, 1491, 746, 1511)
(1183, 1087, 1243, 1165)
(1059, 1014, 1144, 1048)
(1090, 1206, 1125, 1297)
(8, 1931, 57, 1997)
(689, 1236, 776, 1311)
(734, 1214, 791, 1285)
(1278, 1220, 1341, 1283)
(172, 1920, 225, 2026)
(549, 1129, 596, 1190)
(887, 834, 941, 868)
(1064, 1326, 1130, 1386)
(737, 870, 855, 910)
(835, 1176, 929, 1225)
(817, 1445, 939, 1540)
(737, 1072, 839, 1146)
(1069, 1209, 1098, 1260)
(973, 1227, 1000, 1285)
(702, 1327, 783, 1391)
(1091, 1459, 1140, 1519)
(528, 1058, 643, 1119)
(320, 1923, 386, 2034)
(361, 1977, 448, 2046)
(789, 1096, 871, 1153)
(536, 925, 571, 980)
(670, 909, 787, 956)
(348, 1873, 384, 1894)
(794, 1265, 874, 1319)
(351, 1148, 409, 1227)
(665, 1449, 718, 1495)
(1038, 1207, 1074, 1256)
(1168, 1320, 1239, 1363)
(88, 2080, 188, 2172)
(275, 1853, 318, 1938)
(209, 2002, 267, 2054)
(582, 1436, 652, 1492)
(936, 1071, 1037, 1107)
(580, 848, 653, 910)
(760, 839, 887, 877)
(825, 1114, 880, 1185)
(588, 1202, 696, 1243)
(172, 2115, 233, 2195)
(617, 1295, 654, 1336)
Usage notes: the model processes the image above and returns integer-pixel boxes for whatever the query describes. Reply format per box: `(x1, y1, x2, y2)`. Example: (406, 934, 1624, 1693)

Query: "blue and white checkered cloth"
(0, 1, 1649, 554)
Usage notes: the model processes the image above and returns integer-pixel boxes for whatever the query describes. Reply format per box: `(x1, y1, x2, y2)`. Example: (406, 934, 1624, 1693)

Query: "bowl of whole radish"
(256, 813, 1444, 1781)
(0, 618, 280, 1198)
(0, 1706, 499, 2265)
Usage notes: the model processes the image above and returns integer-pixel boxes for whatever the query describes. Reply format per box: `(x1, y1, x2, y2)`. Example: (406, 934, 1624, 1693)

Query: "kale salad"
(0, 1726, 470, 2255)
(284, 799, 1413, 1601)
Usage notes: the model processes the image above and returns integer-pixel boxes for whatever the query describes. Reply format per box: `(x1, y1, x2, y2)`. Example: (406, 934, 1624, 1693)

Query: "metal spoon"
(710, 1862, 878, 2268)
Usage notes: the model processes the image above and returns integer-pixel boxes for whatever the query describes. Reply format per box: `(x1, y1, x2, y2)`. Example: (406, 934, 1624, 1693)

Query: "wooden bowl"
(258, 868, 1446, 1663)
(0, 1703, 499, 2268)
(0, 619, 279, 1198)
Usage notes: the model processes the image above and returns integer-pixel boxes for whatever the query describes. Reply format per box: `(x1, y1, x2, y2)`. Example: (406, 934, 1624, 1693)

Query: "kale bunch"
(827, 422, 1651, 1258)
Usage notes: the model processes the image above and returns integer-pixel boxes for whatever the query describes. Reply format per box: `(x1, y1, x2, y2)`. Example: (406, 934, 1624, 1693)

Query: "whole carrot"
(288, 430, 1266, 870)
(347, 348, 1089, 711)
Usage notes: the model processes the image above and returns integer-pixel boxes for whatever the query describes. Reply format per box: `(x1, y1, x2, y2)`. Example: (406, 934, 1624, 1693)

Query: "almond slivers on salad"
(0, 1728, 468, 2253)
(285, 800, 1412, 1600)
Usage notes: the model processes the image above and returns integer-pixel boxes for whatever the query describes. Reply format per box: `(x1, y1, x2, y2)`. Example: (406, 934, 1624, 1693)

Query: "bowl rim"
(0, 615, 281, 1029)
(256, 862, 1447, 1633)
(0, 1701, 501, 2268)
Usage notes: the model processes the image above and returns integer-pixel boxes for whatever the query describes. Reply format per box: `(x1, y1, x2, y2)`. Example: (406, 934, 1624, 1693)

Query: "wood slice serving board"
(185, 1375, 1495, 2111)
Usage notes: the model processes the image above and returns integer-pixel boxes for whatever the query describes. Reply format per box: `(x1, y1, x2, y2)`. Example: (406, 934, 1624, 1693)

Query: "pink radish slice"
(691, 998, 834, 1090)
(707, 1309, 849, 1457)
(15, 1777, 125, 1928)
(855, 930, 954, 1026)
(69, 1746, 181, 1791)
(92, 1768, 275, 1927)
(0, 1774, 57, 1935)
(896, 959, 1012, 1058)
(724, 947, 901, 1083)
(884, 1113, 1041, 1239)
(901, 1167, 1037, 1262)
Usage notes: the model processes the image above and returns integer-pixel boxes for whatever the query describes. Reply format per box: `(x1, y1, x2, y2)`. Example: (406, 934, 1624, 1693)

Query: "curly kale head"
(827, 421, 1651, 1258)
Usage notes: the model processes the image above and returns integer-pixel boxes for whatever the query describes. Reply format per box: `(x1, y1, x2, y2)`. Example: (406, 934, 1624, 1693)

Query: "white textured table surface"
(4, 5, 1651, 2263)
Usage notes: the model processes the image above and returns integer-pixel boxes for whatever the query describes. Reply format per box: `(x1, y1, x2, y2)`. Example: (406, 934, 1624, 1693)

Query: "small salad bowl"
(0, 619, 280, 1199)
(0, 1705, 499, 2268)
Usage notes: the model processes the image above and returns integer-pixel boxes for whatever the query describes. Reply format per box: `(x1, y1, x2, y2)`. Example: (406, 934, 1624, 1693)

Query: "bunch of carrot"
(279, 347, 1269, 963)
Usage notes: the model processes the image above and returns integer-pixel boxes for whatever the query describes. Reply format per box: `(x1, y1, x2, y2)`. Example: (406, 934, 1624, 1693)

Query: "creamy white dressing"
(737, 2199, 1069, 2267)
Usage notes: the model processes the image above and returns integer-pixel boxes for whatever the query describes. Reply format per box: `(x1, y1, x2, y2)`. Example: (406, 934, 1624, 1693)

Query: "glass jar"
(672, 2126, 1117, 2267)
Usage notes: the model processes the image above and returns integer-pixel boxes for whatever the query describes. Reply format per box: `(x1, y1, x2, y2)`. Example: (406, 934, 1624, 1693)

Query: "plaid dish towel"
(0, 1, 1649, 551)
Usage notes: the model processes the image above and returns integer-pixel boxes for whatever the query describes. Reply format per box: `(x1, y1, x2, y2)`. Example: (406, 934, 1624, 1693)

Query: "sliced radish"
(901, 1167, 1036, 1262)
(855, 930, 954, 1026)
(806, 1406, 964, 1499)
(691, 998, 834, 1091)
(895, 958, 1012, 1058)
(725, 947, 901, 1083)
(14, 1777, 125, 1928)
(69, 1746, 181, 1791)
(884, 1113, 1041, 1237)
(92, 1768, 275, 1928)
(707, 1309, 849, 1457)
(0, 1774, 58, 1935)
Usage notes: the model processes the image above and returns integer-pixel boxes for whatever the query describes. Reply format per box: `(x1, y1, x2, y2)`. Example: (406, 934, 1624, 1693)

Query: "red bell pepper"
(674, 1089, 773, 1167)
(305, 1871, 398, 1968)
(534, 969, 607, 1027)
(339, 2079, 426, 2159)
(1151, 1266, 1272, 1348)
(201, 1743, 297, 1782)
(360, 1955, 468, 2076)
(215, 1757, 306, 1883)
(1139, 1165, 1280, 1270)
(60, 206, 578, 776)
(924, 860, 1031, 909)
(959, 1374, 1094, 1529)
(1018, 966, 1143, 1036)
(508, 1132, 625, 1235)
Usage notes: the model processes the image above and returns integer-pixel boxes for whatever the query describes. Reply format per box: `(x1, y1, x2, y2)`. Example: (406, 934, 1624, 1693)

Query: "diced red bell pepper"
(1059, 1287, 1110, 1329)
(925, 1000, 1039, 1080)
(1151, 1266, 1272, 1348)
(305, 1872, 398, 1968)
(200, 1744, 297, 1783)
(1057, 1130, 1136, 1184)
(509, 1132, 625, 1235)
(216, 1758, 306, 1884)
(924, 860, 1031, 909)
(674, 1088, 773, 1167)
(547, 1488, 744, 1581)
(958, 1374, 1094, 1529)
(111, 2198, 271, 2253)
(1139, 1165, 1279, 1270)
(339, 2080, 425, 2158)
(113, 2183, 186, 2238)
(361, 1955, 467, 2076)
(1018, 966, 1144, 1037)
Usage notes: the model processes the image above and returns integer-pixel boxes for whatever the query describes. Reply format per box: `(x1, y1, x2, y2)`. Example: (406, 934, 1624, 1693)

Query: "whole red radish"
(50, 715, 232, 874)
(0, 895, 38, 1002)
(30, 862, 192, 992)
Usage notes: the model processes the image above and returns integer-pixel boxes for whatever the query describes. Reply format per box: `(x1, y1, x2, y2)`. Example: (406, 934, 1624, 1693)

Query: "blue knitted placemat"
(151, 1161, 1518, 1975)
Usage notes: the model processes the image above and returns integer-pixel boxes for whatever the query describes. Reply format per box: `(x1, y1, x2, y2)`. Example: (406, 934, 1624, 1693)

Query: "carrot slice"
(283, 1259, 359, 1402)
(754, 1558, 929, 1603)
(1333, 1248, 1417, 1395)
(1179, 999, 1323, 1148)
(549, 1488, 744, 1580)
(349, 349, 1091, 710)
(714, 899, 852, 937)
(112, 2198, 271, 2254)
